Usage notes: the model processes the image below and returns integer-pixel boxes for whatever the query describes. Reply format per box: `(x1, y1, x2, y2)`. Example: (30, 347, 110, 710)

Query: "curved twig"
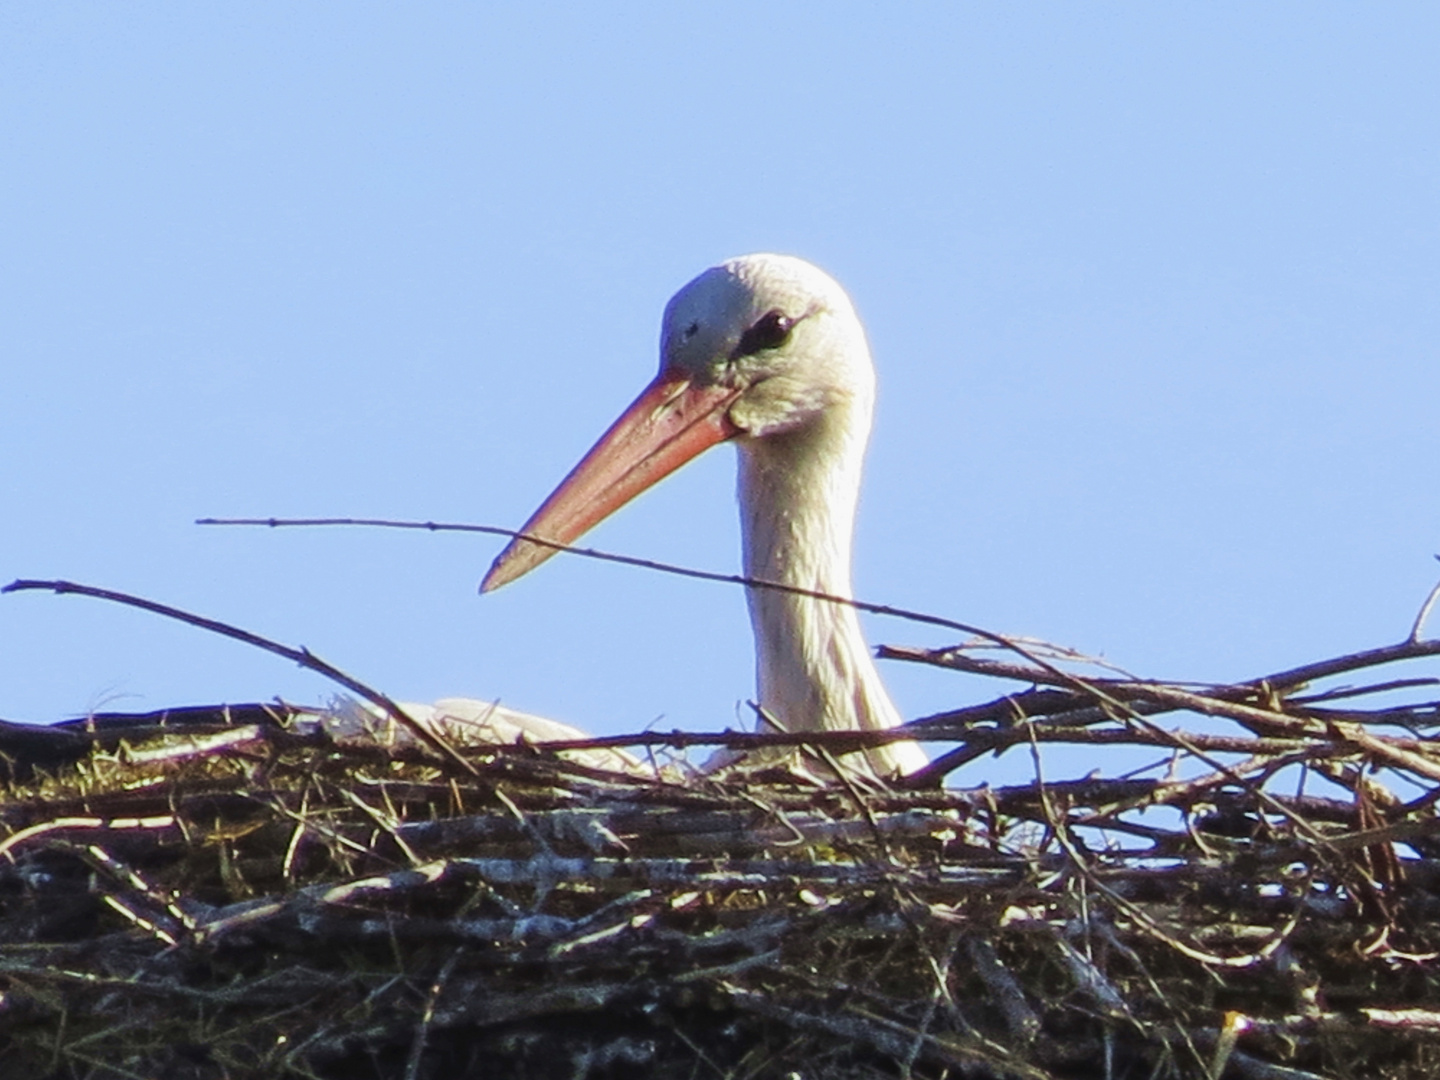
(1, 578, 478, 776)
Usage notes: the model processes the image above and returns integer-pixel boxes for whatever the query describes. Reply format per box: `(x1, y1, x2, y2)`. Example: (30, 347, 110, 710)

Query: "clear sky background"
(3, 5, 1438, 787)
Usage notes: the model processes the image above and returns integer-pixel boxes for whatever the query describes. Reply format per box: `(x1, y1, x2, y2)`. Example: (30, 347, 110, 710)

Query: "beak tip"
(480, 540, 543, 594)
(479, 558, 511, 595)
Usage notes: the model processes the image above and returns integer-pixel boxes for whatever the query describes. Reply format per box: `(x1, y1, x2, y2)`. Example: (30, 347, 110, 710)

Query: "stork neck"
(735, 404, 920, 775)
(737, 409, 866, 599)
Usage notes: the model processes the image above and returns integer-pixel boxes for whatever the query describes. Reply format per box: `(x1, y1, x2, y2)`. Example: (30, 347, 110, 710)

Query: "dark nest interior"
(4, 582, 1440, 1080)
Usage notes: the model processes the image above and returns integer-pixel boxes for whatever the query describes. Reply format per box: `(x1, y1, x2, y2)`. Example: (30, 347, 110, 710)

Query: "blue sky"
(3, 5, 1438, 785)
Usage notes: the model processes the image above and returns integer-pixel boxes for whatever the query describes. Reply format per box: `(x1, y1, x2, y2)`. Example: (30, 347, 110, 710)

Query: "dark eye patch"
(732, 309, 794, 358)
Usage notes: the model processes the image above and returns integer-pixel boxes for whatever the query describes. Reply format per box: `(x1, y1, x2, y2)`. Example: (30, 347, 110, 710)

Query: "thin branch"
(1, 578, 478, 776)
(883, 637, 1440, 706)
(1238, 637, 1440, 694)
(1410, 569, 1440, 644)
(195, 516, 1074, 678)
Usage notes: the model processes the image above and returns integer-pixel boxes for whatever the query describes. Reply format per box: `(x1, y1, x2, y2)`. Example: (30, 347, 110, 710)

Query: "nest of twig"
(4, 582, 1440, 1079)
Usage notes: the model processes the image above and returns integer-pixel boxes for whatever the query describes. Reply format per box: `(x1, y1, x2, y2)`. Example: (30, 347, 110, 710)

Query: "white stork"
(483, 254, 927, 778)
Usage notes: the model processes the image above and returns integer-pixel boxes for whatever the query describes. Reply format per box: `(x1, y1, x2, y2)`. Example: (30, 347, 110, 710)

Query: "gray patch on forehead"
(659, 264, 756, 370)
(664, 265, 751, 326)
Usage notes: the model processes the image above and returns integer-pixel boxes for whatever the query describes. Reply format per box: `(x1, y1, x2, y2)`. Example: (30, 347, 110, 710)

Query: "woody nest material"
(3, 579, 1440, 1079)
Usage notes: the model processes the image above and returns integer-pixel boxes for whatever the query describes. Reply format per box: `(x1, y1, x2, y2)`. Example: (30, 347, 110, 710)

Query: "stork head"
(481, 254, 872, 592)
(660, 254, 873, 440)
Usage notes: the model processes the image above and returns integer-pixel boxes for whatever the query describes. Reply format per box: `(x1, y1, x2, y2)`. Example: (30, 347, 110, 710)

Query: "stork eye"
(684, 320, 700, 340)
(733, 309, 794, 358)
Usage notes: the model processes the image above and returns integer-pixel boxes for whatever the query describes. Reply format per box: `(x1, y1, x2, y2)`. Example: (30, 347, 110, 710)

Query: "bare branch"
(2, 578, 477, 776)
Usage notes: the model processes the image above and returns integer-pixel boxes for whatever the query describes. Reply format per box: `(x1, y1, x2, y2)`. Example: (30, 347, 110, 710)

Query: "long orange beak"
(481, 370, 744, 592)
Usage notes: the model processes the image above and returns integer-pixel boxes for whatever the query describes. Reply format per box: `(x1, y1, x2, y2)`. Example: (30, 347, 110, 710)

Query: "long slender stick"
(1, 578, 478, 776)
(196, 516, 1026, 651)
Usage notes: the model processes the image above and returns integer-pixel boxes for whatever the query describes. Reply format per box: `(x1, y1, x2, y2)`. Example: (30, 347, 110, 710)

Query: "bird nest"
(4, 591, 1440, 1079)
